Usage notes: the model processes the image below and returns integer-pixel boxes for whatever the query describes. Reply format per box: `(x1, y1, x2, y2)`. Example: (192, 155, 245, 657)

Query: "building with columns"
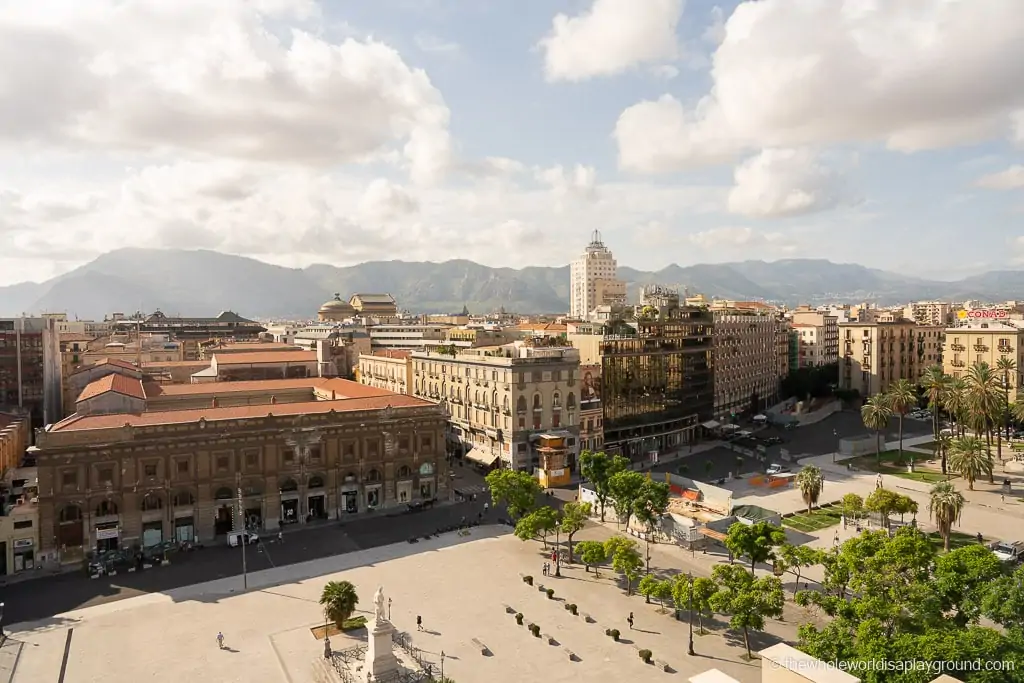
(712, 311, 784, 419)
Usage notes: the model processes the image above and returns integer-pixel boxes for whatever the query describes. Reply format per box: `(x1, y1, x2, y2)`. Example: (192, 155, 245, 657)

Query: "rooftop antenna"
(590, 229, 603, 247)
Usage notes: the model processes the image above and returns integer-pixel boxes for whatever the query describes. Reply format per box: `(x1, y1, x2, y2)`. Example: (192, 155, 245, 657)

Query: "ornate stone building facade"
(34, 396, 446, 562)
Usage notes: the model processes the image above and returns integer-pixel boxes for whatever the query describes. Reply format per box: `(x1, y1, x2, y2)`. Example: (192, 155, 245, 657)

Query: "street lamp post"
(554, 524, 562, 577)
(236, 472, 248, 590)
(833, 429, 839, 463)
(687, 573, 695, 656)
(0, 601, 5, 637)
(440, 650, 445, 680)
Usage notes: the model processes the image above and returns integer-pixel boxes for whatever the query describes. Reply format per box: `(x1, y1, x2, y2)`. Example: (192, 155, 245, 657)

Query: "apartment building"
(790, 309, 839, 368)
(409, 344, 581, 476)
(904, 301, 953, 327)
(368, 324, 450, 351)
(358, 350, 413, 395)
(110, 311, 265, 361)
(712, 312, 783, 418)
(840, 319, 944, 396)
(0, 409, 30, 472)
(943, 319, 1024, 390)
(0, 317, 63, 427)
(578, 363, 604, 454)
(569, 231, 626, 320)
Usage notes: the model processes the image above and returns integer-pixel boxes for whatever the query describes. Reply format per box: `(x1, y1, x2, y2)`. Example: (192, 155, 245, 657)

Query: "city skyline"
(1, 1, 1023, 287)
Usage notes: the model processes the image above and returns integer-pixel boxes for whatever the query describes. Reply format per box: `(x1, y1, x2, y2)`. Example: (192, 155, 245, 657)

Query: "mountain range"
(2, 248, 1023, 321)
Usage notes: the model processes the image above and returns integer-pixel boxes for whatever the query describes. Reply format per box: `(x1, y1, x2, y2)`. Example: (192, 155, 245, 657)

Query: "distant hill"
(0, 248, 1021, 319)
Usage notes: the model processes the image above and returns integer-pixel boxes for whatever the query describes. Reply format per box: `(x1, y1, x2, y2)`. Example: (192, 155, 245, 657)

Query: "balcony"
(951, 360, 965, 368)
(973, 344, 989, 352)
(950, 344, 965, 351)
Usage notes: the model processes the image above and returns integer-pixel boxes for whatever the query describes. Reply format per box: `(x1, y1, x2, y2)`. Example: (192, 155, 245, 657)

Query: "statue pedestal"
(364, 618, 399, 679)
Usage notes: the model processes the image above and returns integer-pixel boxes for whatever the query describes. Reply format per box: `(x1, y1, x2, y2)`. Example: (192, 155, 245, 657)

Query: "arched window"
(517, 396, 527, 413)
(397, 465, 412, 478)
(552, 392, 561, 408)
(59, 505, 82, 523)
(503, 396, 510, 411)
(414, 379, 420, 393)
(279, 478, 298, 492)
(492, 390, 498, 407)
(533, 393, 542, 409)
(308, 475, 325, 489)
(483, 392, 489, 407)
(95, 500, 118, 517)
(475, 391, 480, 404)
(141, 492, 163, 511)
(567, 393, 576, 410)
(214, 487, 233, 500)
(441, 382, 447, 396)
(173, 490, 195, 507)
(366, 469, 381, 483)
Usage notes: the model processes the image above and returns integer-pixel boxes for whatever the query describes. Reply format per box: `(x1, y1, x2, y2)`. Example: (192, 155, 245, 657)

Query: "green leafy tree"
(638, 573, 660, 604)
(604, 536, 643, 595)
(886, 378, 918, 463)
(928, 480, 966, 551)
(576, 540, 607, 577)
(558, 501, 591, 563)
(485, 469, 541, 520)
(777, 544, 824, 595)
(607, 470, 646, 528)
(710, 564, 785, 659)
(652, 579, 674, 610)
(860, 394, 892, 463)
(320, 580, 359, 629)
(948, 436, 993, 490)
(514, 506, 557, 547)
(932, 544, 1006, 627)
(795, 465, 824, 514)
(631, 478, 670, 572)
(723, 521, 787, 573)
(840, 492, 863, 527)
(672, 574, 717, 635)
(864, 487, 901, 530)
(579, 450, 628, 522)
(983, 565, 1024, 631)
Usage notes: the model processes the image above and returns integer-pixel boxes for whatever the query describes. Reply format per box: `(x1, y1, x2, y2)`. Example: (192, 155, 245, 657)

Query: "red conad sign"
(959, 309, 1008, 319)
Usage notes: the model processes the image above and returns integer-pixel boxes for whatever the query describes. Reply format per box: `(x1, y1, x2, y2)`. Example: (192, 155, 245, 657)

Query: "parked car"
(227, 531, 260, 547)
(766, 463, 791, 475)
(990, 540, 1024, 564)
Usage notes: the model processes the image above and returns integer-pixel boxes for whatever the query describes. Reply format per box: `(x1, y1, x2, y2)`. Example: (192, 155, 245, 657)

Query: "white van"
(227, 531, 260, 547)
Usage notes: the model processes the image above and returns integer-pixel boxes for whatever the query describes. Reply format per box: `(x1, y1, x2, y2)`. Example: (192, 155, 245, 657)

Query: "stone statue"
(374, 586, 386, 622)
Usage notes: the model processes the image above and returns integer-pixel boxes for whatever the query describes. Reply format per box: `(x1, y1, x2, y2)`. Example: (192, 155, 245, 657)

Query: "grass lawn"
(913, 441, 938, 451)
(784, 504, 843, 532)
(849, 450, 954, 484)
(925, 530, 982, 553)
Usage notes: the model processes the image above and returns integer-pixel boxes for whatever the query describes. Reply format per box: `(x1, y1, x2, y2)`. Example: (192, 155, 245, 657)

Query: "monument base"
(364, 618, 399, 679)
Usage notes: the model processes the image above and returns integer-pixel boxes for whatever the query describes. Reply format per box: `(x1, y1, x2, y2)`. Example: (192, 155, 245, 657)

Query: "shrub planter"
(609, 629, 620, 642)
(545, 588, 554, 599)
(639, 649, 653, 664)
(569, 604, 578, 615)
(523, 575, 533, 586)
(515, 613, 524, 625)
(529, 624, 541, 638)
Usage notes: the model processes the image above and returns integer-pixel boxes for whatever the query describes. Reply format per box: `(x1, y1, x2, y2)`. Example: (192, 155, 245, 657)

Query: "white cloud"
(0, 0, 452, 184)
(650, 64, 680, 80)
(414, 32, 460, 55)
(686, 226, 793, 252)
(534, 164, 598, 203)
(728, 148, 852, 218)
(538, 0, 684, 82)
(615, 0, 1024, 171)
(702, 6, 727, 46)
(358, 179, 419, 221)
(976, 165, 1024, 190)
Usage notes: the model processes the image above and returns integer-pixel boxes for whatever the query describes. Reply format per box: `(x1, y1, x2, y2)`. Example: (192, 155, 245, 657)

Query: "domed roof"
(319, 293, 355, 315)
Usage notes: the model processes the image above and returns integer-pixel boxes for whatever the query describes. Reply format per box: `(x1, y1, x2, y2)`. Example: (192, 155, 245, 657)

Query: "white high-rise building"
(570, 231, 626, 320)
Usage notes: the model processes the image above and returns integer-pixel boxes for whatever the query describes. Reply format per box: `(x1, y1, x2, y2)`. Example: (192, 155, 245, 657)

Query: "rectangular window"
(62, 470, 76, 488)
(399, 436, 410, 450)
(309, 446, 322, 463)
(13, 520, 32, 529)
(177, 459, 190, 474)
(97, 467, 113, 485)
(421, 435, 432, 449)
(245, 451, 259, 469)
(143, 462, 158, 478)
(367, 440, 380, 457)
(282, 449, 295, 465)
(343, 442, 355, 458)
(216, 455, 230, 472)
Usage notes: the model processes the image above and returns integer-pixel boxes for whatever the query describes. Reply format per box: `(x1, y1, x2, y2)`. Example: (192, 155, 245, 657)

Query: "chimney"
(270, 395, 277, 404)
(211, 397, 218, 408)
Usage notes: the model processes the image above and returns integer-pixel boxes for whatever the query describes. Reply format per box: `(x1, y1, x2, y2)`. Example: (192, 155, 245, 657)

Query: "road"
(0, 412, 928, 628)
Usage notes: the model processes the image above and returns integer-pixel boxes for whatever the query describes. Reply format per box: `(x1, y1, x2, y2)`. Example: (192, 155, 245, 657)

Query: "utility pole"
(236, 472, 247, 590)
(687, 572, 695, 656)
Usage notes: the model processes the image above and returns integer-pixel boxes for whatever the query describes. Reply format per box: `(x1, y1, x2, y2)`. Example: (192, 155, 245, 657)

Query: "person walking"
(483, 502, 489, 514)
(217, 632, 225, 649)
(277, 530, 283, 543)
(627, 613, 634, 630)
(416, 616, 423, 631)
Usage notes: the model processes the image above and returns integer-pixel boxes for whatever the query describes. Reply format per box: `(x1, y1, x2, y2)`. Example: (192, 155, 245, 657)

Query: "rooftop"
(368, 350, 412, 359)
(77, 374, 147, 403)
(143, 378, 326, 397)
(214, 350, 317, 365)
(50, 393, 429, 433)
(68, 357, 139, 376)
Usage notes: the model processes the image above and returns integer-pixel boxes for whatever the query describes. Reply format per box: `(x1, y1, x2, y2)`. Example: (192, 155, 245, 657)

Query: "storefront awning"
(702, 420, 720, 429)
(465, 448, 499, 467)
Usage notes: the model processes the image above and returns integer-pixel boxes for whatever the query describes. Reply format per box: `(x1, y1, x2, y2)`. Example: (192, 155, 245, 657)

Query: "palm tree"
(965, 362, 1002, 480)
(996, 357, 1017, 439)
(919, 365, 949, 444)
(934, 432, 952, 475)
(320, 580, 359, 629)
(943, 377, 969, 439)
(795, 465, 824, 514)
(886, 379, 917, 464)
(928, 481, 966, 552)
(947, 436, 993, 490)
(861, 394, 892, 464)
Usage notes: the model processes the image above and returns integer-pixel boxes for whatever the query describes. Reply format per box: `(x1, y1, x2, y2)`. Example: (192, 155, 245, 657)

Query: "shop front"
(280, 477, 300, 525)
(174, 515, 195, 543)
(418, 462, 436, 499)
(12, 538, 35, 572)
(141, 520, 164, 548)
(306, 475, 327, 520)
(95, 523, 120, 553)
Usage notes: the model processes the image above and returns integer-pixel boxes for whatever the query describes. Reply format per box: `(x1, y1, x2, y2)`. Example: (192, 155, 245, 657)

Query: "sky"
(0, 0, 1022, 286)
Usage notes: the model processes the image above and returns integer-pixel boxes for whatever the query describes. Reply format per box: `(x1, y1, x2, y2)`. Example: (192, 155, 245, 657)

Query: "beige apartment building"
(904, 301, 953, 327)
(839, 319, 944, 396)
(943, 320, 1024, 391)
(578, 363, 603, 454)
(409, 344, 581, 474)
(712, 312, 783, 418)
(790, 309, 839, 367)
(357, 350, 413, 395)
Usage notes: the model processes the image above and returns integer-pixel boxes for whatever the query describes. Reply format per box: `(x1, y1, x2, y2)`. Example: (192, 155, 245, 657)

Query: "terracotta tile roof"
(144, 378, 324, 396)
(142, 360, 209, 368)
(315, 378, 393, 399)
(370, 350, 411, 359)
(68, 357, 139, 376)
(214, 351, 318, 365)
(77, 374, 147, 403)
(204, 342, 298, 351)
(51, 394, 430, 432)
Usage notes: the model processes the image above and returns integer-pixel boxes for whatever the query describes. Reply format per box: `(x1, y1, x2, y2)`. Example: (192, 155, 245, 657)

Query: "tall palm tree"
(795, 465, 824, 514)
(928, 481, 966, 552)
(965, 362, 1002, 480)
(886, 379, 917, 464)
(996, 357, 1017, 440)
(919, 365, 949, 444)
(934, 432, 952, 475)
(947, 436, 993, 491)
(943, 377, 969, 439)
(320, 580, 359, 629)
(861, 394, 892, 464)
